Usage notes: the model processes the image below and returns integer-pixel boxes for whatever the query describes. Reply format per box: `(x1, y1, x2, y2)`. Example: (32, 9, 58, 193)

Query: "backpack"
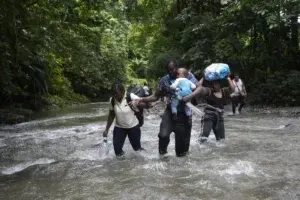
(111, 85, 147, 127)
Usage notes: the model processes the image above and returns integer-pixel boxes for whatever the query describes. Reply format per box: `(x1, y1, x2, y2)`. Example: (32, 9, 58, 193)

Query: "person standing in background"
(230, 73, 247, 114)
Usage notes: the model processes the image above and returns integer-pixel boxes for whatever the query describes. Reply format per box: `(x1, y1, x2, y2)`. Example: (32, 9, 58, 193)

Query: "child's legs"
(184, 105, 192, 116)
(171, 98, 179, 114)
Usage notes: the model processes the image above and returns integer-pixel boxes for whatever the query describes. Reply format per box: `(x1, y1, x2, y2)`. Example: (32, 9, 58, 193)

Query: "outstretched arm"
(198, 77, 204, 86)
(182, 84, 210, 102)
(138, 88, 163, 106)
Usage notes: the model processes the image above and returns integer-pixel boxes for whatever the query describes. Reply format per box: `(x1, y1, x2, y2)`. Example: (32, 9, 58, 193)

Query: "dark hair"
(111, 80, 125, 95)
(208, 79, 221, 87)
(165, 58, 179, 69)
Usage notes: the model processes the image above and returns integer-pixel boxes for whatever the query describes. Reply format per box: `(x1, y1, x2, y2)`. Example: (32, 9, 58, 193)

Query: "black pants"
(200, 112, 225, 141)
(232, 95, 245, 114)
(158, 107, 192, 157)
(113, 125, 142, 156)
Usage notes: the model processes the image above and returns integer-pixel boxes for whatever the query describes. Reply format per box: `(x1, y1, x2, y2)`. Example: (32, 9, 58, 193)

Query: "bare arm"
(182, 85, 210, 102)
(103, 110, 115, 137)
(140, 88, 162, 103)
(227, 77, 235, 92)
(198, 78, 204, 86)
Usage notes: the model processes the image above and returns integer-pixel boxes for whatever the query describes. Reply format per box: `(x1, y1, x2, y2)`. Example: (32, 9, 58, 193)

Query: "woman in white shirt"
(102, 81, 144, 157)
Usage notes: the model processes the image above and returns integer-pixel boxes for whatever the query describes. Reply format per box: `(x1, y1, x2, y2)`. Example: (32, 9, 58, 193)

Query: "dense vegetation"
(1, 0, 300, 123)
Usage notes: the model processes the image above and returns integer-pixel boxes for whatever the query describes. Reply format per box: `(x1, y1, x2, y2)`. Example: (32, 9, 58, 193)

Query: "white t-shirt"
(109, 96, 138, 129)
(232, 79, 244, 96)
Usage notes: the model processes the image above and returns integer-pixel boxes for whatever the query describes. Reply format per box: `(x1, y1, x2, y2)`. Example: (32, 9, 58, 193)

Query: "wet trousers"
(232, 95, 245, 114)
(158, 107, 192, 157)
(200, 111, 225, 141)
(113, 125, 142, 156)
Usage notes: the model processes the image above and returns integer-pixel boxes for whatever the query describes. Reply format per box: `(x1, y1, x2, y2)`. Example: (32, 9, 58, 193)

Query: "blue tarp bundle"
(204, 63, 230, 81)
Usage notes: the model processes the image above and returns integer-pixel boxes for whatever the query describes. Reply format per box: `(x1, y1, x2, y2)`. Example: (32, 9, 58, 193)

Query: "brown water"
(0, 102, 299, 200)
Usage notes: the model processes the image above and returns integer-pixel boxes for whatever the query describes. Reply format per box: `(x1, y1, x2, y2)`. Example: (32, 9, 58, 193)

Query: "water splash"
(2, 158, 56, 175)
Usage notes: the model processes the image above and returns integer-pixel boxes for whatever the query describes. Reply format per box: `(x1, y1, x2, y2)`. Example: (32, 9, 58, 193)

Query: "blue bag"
(204, 63, 230, 81)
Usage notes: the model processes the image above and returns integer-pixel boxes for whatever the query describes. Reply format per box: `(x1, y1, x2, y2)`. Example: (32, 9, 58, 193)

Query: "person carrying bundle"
(183, 63, 235, 143)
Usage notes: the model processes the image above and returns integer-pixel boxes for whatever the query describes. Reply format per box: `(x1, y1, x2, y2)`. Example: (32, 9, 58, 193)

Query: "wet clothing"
(200, 88, 230, 142)
(109, 95, 142, 156)
(232, 95, 245, 114)
(200, 109, 225, 141)
(113, 125, 142, 156)
(157, 73, 198, 156)
(159, 105, 192, 157)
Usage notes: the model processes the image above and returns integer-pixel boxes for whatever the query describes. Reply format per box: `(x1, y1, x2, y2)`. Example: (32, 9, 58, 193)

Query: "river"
(0, 102, 299, 200)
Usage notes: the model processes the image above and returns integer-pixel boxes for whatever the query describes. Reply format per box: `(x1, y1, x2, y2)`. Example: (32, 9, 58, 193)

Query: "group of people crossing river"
(102, 59, 247, 157)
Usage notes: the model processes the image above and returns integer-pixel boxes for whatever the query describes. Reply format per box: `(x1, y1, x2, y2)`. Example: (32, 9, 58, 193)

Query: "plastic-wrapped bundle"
(204, 63, 230, 81)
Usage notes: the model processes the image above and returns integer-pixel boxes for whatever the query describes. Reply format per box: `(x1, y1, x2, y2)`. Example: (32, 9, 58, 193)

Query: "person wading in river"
(102, 81, 147, 157)
(230, 73, 247, 114)
(183, 76, 234, 144)
(135, 59, 198, 157)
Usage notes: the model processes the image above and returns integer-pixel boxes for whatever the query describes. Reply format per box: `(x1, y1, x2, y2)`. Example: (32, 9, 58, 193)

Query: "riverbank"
(2, 100, 300, 125)
(0, 101, 90, 125)
(0, 108, 34, 125)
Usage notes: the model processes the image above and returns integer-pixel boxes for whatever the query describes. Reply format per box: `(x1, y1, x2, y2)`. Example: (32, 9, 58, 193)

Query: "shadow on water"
(0, 103, 300, 200)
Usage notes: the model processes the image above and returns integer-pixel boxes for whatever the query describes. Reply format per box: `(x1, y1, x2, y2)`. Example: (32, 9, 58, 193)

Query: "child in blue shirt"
(170, 68, 196, 119)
